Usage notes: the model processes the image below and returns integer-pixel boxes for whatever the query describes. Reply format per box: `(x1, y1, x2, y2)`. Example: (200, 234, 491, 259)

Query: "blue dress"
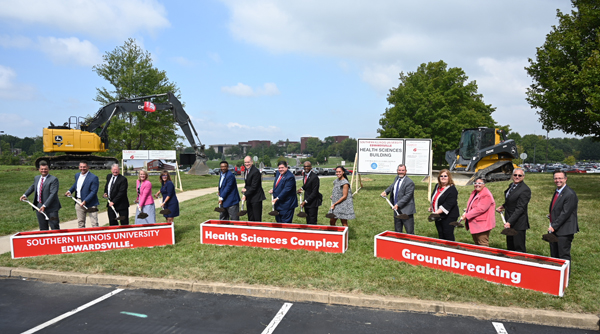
(160, 180, 180, 218)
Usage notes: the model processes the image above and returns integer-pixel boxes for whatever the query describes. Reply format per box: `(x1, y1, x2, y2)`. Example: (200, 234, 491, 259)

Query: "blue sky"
(0, 0, 575, 147)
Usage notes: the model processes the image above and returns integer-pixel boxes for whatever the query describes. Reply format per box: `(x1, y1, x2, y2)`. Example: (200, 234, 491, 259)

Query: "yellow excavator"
(36, 92, 209, 175)
(427, 127, 518, 186)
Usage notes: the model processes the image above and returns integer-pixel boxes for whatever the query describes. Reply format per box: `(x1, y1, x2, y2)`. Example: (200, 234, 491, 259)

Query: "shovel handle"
(22, 199, 49, 220)
(500, 212, 507, 225)
(381, 196, 401, 216)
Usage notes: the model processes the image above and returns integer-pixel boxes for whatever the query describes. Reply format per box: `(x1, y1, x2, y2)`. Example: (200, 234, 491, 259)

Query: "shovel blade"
(86, 208, 99, 213)
(137, 213, 148, 219)
(501, 228, 518, 236)
(49, 216, 58, 221)
(542, 233, 559, 243)
(395, 214, 410, 220)
(238, 210, 247, 216)
(214, 207, 226, 212)
(449, 221, 464, 228)
(325, 213, 336, 219)
(160, 209, 172, 215)
(297, 212, 308, 217)
(268, 211, 279, 216)
(116, 216, 128, 221)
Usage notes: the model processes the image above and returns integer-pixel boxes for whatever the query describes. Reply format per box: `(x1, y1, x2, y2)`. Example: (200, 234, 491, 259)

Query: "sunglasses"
(439, 175, 448, 178)
(513, 174, 524, 177)
(473, 182, 484, 185)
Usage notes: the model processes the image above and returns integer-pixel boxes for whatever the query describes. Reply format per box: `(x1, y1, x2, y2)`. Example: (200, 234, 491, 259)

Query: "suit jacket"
(272, 170, 298, 211)
(501, 181, 531, 231)
(464, 187, 496, 234)
(243, 166, 266, 203)
(136, 180, 153, 207)
(104, 174, 129, 211)
(549, 184, 579, 236)
(25, 174, 61, 212)
(301, 171, 322, 208)
(219, 170, 240, 208)
(68, 172, 99, 206)
(385, 176, 416, 215)
(430, 184, 459, 220)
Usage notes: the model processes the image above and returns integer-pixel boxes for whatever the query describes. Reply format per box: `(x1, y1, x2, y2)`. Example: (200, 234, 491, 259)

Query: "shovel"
(449, 217, 465, 228)
(499, 212, 518, 236)
(106, 196, 127, 221)
(428, 213, 440, 222)
(325, 200, 336, 219)
(381, 195, 409, 219)
(68, 195, 98, 213)
(21, 199, 57, 221)
(158, 198, 171, 215)
(214, 199, 226, 213)
(137, 206, 149, 219)
(297, 193, 307, 218)
(268, 194, 279, 216)
(542, 216, 559, 242)
(238, 198, 247, 217)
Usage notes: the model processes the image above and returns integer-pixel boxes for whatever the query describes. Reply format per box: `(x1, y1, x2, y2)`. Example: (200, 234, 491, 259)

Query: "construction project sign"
(11, 223, 175, 259)
(357, 138, 431, 175)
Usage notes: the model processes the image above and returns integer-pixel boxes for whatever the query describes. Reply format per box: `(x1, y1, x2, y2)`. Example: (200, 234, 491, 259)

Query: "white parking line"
(492, 322, 508, 334)
(21, 288, 123, 334)
(261, 302, 293, 334)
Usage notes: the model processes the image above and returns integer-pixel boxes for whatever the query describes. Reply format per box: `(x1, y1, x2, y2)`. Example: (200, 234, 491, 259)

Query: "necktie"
(276, 175, 282, 187)
(506, 183, 516, 198)
(39, 177, 44, 203)
(304, 173, 307, 184)
(551, 191, 559, 210)
(394, 178, 402, 203)
(108, 176, 116, 198)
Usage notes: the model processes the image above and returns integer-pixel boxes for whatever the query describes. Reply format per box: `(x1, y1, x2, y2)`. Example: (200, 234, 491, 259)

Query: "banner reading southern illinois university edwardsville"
(201, 220, 348, 253)
(375, 231, 569, 296)
(11, 223, 175, 259)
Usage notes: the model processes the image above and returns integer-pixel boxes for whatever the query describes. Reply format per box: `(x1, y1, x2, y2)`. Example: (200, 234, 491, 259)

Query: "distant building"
(331, 135, 349, 143)
(209, 144, 236, 155)
(300, 136, 318, 152)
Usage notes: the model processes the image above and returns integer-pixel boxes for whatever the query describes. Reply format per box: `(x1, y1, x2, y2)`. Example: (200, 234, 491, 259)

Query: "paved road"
(1, 279, 593, 334)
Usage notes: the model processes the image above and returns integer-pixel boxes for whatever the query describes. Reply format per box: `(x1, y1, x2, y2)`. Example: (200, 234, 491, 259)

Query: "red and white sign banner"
(201, 220, 348, 253)
(11, 223, 175, 259)
(374, 231, 569, 297)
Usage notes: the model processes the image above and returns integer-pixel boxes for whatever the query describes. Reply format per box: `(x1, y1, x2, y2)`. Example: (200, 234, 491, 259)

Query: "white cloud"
(171, 56, 194, 67)
(0, 34, 33, 48)
(37, 37, 102, 66)
(0, 113, 35, 128)
(0, 65, 37, 100)
(221, 82, 280, 97)
(0, 0, 170, 39)
(361, 63, 401, 94)
(208, 52, 222, 63)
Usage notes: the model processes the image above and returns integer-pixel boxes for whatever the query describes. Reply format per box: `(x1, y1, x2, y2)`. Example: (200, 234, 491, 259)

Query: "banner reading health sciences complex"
(201, 220, 348, 253)
(11, 223, 175, 259)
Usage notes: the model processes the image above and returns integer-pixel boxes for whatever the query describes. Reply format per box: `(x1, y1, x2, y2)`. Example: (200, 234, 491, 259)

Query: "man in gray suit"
(548, 170, 579, 261)
(21, 161, 61, 230)
(381, 164, 416, 234)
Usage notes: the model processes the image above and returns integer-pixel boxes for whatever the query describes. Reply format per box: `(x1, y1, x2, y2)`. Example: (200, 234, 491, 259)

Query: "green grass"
(0, 166, 218, 235)
(1, 170, 598, 313)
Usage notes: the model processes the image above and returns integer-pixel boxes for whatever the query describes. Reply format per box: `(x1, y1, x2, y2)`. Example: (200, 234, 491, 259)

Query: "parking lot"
(1, 278, 593, 334)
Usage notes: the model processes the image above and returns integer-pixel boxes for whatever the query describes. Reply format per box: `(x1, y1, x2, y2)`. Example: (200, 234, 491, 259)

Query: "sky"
(0, 0, 577, 148)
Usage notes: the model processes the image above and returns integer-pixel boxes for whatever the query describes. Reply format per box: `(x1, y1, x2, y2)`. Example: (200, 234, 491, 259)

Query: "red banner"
(201, 220, 348, 253)
(11, 223, 175, 259)
(375, 231, 569, 297)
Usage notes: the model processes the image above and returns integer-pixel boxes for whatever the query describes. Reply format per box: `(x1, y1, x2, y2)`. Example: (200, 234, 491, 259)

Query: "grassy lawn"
(0, 165, 218, 235)
(1, 170, 598, 313)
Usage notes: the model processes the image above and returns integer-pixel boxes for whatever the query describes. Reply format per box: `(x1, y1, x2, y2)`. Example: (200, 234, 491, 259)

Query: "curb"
(1, 267, 597, 330)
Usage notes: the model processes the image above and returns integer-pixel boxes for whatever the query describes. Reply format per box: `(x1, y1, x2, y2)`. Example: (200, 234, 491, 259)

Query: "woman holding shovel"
(135, 170, 155, 224)
(460, 177, 496, 247)
(155, 171, 179, 223)
(329, 166, 355, 227)
(428, 169, 459, 241)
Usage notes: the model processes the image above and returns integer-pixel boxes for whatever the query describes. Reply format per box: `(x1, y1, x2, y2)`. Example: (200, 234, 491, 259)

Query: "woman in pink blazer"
(461, 177, 496, 246)
(135, 170, 155, 224)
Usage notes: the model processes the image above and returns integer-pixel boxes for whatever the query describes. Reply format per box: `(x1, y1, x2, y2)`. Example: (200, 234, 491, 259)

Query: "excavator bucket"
(187, 155, 210, 175)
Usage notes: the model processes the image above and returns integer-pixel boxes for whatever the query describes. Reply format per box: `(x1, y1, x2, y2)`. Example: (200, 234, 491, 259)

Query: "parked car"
(260, 167, 276, 175)
(313, 167, 324, 175)
(566, 168, 586, 173)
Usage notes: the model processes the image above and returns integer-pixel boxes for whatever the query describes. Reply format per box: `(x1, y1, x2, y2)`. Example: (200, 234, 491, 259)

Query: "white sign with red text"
(375, 231, 569, 296)
(201, 220, 348, 253)
(11, 223, 175, 259)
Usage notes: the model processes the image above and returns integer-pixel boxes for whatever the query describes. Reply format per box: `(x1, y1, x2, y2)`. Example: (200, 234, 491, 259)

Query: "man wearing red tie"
(21, 161, 61, 230)
(269, 161, 298, 223)
(548, 170, 579, 261)
(298, 161, 322, 224)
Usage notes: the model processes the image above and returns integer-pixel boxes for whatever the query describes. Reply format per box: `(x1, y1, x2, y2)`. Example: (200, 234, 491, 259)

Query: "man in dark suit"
(21, 161, 61, 230)
(269, 161, 298, 223)
(242, 156, 265, 222)
(218, 160, 240, 220)
(381, 164, 416, 234)
(548, 170, 579, 261)
(496, 168, 531, 252)
(298, 161, 322, 224)
(103, 163, 130, 226)
(65, 160, 100, 228)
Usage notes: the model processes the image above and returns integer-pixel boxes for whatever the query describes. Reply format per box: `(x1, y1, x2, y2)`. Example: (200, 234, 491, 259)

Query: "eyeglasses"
(439, 175, 448, 178)
(473, 182, 484, 185)
(513, 174, 524, 177)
